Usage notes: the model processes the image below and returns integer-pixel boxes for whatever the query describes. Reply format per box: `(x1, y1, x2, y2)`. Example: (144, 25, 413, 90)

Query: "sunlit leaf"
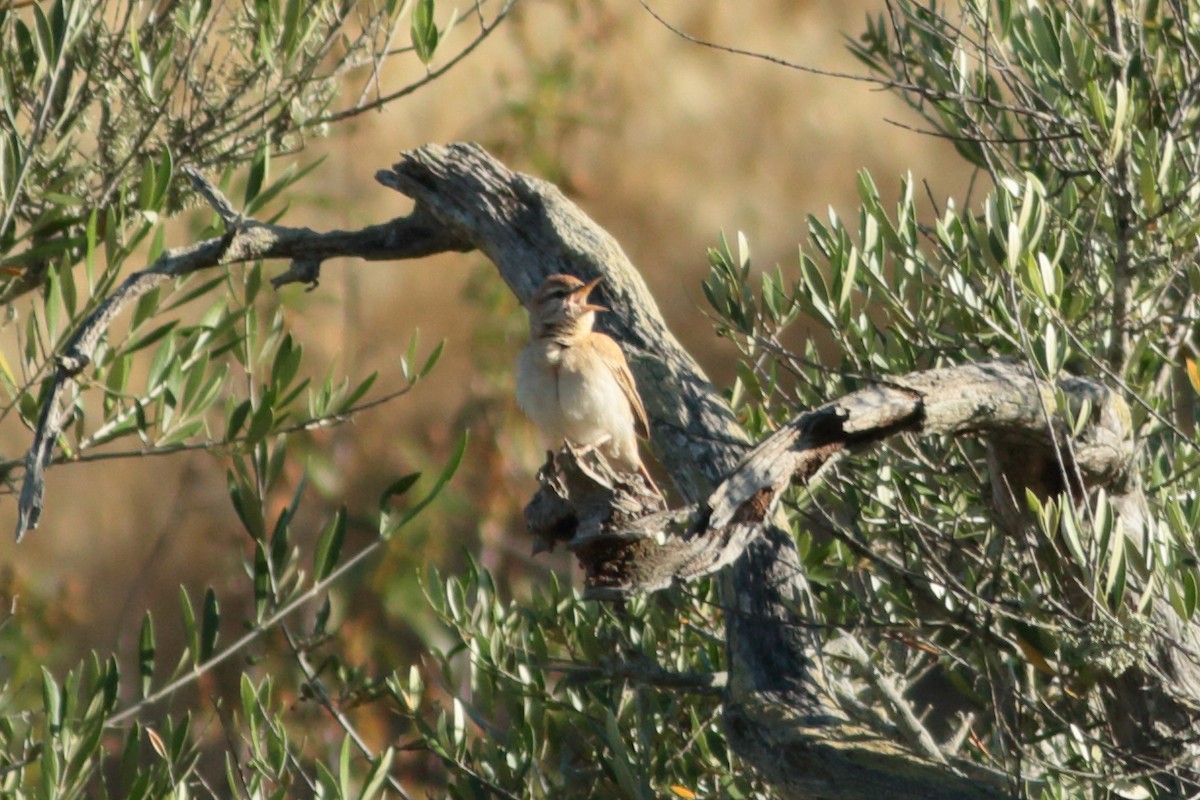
(411, 0, 438, 63)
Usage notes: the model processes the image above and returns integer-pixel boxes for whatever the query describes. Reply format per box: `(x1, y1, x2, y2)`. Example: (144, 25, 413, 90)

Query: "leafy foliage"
(408, 566, 762, 798)
(702, 0, 1200, 795)
(0, 0, 492, 481)
(0, 0, 464, 307)
(0, 0, 531, 795)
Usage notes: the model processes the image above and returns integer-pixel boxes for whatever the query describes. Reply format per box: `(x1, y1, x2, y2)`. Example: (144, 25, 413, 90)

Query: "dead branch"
(14, 168, 468, 540)
(527, 361, 1132, 598)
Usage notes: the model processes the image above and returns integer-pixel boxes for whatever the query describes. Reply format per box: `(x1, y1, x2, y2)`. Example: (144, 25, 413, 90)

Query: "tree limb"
(14, 170, 468, 540)
(528, 362, 1133, 597)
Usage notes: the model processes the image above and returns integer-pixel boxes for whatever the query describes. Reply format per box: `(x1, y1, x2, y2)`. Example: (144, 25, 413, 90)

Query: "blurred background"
(0, 0, 971, 759)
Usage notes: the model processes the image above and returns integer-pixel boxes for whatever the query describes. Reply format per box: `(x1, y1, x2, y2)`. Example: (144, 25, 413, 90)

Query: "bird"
(516, 273, 659, 493)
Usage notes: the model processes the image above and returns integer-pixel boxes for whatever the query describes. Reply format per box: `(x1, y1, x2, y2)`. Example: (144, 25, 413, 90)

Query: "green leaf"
(270, 333, 302, 393)
(411, 0, 438, 63)
(200, 587, 220, 662)
(58, 255, 77, 320)
(1184, 570, 1198, 619)
(264, 433, 289, 491)
(280, 0, 302, 55)
(270, 470, 306, 562)
(14, 20, 36, 79)
(164, 275, 227, 313)
(1059, 508, 1087, 568)
(400, 329, 420, 382)
(44, 264, 61, 336)
(176, 586, 199, 668)
(379, 472, 421, 509)
(314, 760, 340, 799)
(125, 323, 178, 366)
(245, 261, 263, 305)
(138, 157, 158, 211)
(227, 466, 266, 539)
(360, 748, 395, 800)
(41, 667, 62, 732)
(84, 208, 99, 285)
(313, 507, 346, 582)
(313, 595, 332, 637)
(253, 541, 271, 621)
(32, 2, 57, 68)
(245, 143, 269, 205)
(139, 612, 156, 698)
(187, 364, 228, 419)
(244, 157, 325, 217)
(604, 709, 643, 798)
(0, 345, 15, 391)
(227, 399, 252, 440)
(338, 371, 378, 412)
(386, 432, 467, 536)
(838, 247, 857, 312)
(41, 738, 60, 796)
(244, 403, 275, 446)
(419, 339, 444, 379)
(240, 674, 259, 735)
(1106, 531, 1127, 609)
(338, 734, 353, 800)
(154, 149, 174, 209)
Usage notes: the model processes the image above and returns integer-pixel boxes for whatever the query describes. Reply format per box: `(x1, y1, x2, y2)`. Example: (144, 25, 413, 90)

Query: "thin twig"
(282, 626, 415, 800)
(637, 0, 1073, 129)
(312, 0, 517, 126)
(107, 526, 390, 727)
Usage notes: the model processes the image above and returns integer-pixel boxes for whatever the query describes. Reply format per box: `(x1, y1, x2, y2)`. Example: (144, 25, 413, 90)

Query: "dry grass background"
(0, 0, 974, 701)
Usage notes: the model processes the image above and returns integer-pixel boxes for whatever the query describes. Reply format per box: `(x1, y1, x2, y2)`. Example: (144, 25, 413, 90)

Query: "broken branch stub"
(523, 445, 686, 597)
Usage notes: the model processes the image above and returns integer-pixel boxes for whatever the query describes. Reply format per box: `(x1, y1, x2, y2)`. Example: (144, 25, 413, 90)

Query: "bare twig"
(312, 0, 518, 126)
(636, 0, 1074, 130)
(108, 520, 394, 727)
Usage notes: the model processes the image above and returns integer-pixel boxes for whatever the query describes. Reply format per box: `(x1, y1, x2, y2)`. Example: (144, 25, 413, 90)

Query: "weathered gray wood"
(379, 147, 876, 793)
(529, 362, 1135, 598)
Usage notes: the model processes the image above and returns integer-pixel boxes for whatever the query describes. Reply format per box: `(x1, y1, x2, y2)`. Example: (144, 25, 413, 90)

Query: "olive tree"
(4, 0, 1200, 798)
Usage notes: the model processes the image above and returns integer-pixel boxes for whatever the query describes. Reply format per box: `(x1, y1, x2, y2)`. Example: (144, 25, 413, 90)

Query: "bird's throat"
(535, 322, 588, 346)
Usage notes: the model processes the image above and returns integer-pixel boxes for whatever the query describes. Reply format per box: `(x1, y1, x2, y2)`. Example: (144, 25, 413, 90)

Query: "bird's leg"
(569, 434, 612, 461)
(637, 461, 664, 499)
(568, 437, 663, 501)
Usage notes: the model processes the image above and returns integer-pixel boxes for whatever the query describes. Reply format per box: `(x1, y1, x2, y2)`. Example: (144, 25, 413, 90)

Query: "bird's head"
(528, 274, 606, 338)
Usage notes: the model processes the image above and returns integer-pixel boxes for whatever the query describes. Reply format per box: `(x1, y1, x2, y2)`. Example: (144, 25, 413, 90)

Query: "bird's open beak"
(571, 276, 608, 313)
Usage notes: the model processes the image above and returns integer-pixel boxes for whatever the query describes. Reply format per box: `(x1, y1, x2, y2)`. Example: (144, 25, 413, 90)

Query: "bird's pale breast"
(516, 337, 640, 472)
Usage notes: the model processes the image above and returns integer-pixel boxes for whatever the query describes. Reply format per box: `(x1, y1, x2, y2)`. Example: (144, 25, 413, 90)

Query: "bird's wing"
(594, 334, 651, 440)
